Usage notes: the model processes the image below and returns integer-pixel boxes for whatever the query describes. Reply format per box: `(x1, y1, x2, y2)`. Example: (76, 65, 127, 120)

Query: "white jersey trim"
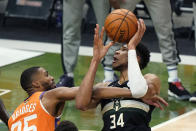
(39, 100, 62, 118)
(101, 100, 150, 115)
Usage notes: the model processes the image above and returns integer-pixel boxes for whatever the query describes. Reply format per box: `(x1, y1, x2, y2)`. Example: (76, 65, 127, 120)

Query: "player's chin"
(112, 61, 116, 66)
(52, 83, 56, 89)
(112, 64, 119, 71)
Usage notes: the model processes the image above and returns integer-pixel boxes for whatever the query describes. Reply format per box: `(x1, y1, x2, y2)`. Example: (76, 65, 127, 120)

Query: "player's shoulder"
(144, 73, 159, 79)
(43, 87, 76, 99)
(144, 73, 160, 82)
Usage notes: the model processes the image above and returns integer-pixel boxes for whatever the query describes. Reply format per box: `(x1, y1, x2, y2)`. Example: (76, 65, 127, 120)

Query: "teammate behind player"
(76, 19, 168, 131)
(0, 98, 9, 126)
(55, 120, 78, 131)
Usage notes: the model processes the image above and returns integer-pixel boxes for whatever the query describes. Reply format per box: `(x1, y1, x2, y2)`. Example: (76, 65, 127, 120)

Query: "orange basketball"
(104, 9, 138, 43)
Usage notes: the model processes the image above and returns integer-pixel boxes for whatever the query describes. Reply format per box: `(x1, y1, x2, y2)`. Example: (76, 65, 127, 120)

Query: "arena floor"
(0, 40, 196, 131)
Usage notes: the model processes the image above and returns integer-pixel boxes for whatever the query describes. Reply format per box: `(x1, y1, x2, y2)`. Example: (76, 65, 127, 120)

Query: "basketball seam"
(111, 12, 135, 18)
(120, 9, 128, 14)
(110, 13, 137, 27)
(113, 10, 131, 42)
(105, 18, 123, 29)
(124, 19, 130, 42)
(119, 9, 137, 18)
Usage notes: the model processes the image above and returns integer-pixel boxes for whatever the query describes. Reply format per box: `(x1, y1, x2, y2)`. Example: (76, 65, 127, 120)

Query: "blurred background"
(0, 0, 196, 131)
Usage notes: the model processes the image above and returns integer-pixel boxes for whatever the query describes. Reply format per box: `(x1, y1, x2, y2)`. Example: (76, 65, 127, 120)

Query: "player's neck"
(119, 69, 128, 84)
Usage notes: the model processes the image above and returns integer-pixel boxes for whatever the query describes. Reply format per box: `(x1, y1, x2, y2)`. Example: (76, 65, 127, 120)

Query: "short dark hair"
(55, 120, 78, 131)
(20, 67, 40, 91)
(136, 44, 150, 70)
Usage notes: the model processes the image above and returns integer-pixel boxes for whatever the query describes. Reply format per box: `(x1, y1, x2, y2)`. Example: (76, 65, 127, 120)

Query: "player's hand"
(142, 95, 168, 110)
(93, 24, 114, 61)
(127, 19, 146, 50)
(141, 74, 168, 110)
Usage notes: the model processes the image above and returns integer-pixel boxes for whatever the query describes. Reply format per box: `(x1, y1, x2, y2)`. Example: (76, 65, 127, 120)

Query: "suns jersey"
(8, 92, 60, 131)
(100, 80, 155, 131)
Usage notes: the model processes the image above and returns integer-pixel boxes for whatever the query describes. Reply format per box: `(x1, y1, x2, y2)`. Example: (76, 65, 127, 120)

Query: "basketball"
(104, 9, 138, 43)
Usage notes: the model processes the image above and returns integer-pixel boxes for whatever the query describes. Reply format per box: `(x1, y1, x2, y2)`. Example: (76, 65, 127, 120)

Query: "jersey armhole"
(39, 92, 62, 118)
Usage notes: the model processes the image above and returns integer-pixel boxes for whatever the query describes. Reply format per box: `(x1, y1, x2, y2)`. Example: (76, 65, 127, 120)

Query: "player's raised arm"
(127, 19, 148, 98)
(0, 98, 9, 126)
(75, 24, 113, 111)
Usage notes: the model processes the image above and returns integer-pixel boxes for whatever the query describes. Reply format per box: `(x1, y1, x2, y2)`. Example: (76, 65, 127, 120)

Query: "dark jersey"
(100, 80, 155, 131)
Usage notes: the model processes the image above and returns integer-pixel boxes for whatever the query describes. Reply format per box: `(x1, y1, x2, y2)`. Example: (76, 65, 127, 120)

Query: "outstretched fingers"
(152, 96, 169, 110)
(94, 24, 99, 45)
(156, 96, 169, 107)
(105, 41, 114, 51)
(100, 27, 104, 42)
(135, 20, 141, 36)
(139, 19, 146, 38)
(137, 19, 146, 40)
(143, 95, 169, 110)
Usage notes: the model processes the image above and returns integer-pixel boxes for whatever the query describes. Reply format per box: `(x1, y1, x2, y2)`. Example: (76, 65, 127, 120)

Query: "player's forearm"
(48, 87, 79, 102)
(76, 59, 99, 111)
(93, 87, 132, 99)
(0, 99, 9, 126)
(127, 50, 148, 98)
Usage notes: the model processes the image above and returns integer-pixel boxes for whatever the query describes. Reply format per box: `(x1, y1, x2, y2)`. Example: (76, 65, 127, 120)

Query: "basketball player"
(76, 20, 168, 130)
(102, 0, 191, 100)
(0, 98, 9, 126)
(7, 23, 116, 130)
(7, 66, 76, 130)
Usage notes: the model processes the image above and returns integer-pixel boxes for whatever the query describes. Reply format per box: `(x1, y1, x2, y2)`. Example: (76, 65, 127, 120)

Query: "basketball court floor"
(0, 39, 196, 131)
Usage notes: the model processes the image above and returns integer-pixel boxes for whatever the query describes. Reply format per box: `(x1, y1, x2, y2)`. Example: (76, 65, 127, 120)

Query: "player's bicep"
(56, 87, 79, 101)
(45, 87, 79, 102)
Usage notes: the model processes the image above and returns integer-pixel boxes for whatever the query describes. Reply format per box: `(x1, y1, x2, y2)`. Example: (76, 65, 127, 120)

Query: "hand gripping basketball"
(104, 9, 138, 43)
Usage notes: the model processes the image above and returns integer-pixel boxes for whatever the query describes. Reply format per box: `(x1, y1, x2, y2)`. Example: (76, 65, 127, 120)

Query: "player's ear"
(136, 55, 141, 63)
(32, 81, 40, 88)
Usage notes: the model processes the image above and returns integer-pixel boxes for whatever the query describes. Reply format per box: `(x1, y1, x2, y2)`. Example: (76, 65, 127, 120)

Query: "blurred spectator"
(0, 98, 9, 126)
(189, 0, 196, 102)
(57, 0, 110, 87)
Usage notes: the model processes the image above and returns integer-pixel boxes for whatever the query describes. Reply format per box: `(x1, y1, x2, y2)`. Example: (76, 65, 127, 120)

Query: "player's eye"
(122, 47, 127, 51)
(45, 71, 49, 77)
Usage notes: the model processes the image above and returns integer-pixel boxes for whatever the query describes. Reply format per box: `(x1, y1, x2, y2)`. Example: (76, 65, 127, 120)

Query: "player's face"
(33, 68, 56, 91)
(112, 45, 128, 71)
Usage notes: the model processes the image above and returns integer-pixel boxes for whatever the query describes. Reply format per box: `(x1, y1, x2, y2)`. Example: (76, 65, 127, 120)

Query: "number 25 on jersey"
(11, 114, 37, 131)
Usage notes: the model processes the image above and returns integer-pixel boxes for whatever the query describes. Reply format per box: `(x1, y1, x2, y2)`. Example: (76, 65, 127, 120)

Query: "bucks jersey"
(100, 80, 155, 131)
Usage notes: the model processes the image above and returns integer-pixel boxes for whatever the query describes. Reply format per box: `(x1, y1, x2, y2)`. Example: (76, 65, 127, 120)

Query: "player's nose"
(115, 50, 120, 55)
(49, 75, 54, 81)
